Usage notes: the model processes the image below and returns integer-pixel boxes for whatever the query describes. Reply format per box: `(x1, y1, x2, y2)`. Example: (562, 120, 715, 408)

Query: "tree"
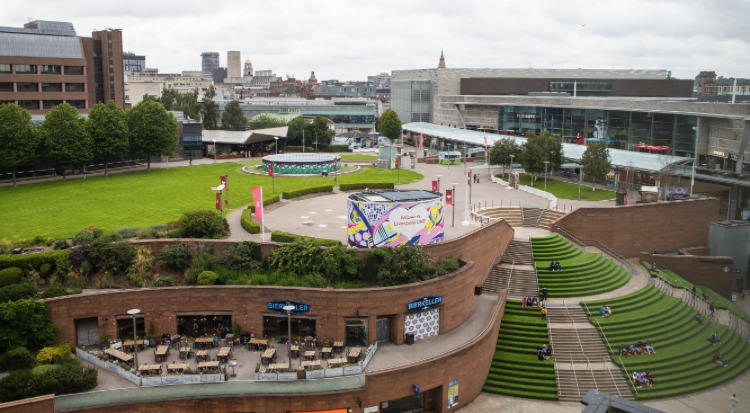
(489, 137, 521, 177)
(40, 103, 91, 181)
(87, 101, 129, 177)
(378, 108, 401, 142)
(0, 103, 37, 187)
(247, 113, 288, 131)
(201, 85, 219, 130)
(126, 100, 178, 171)
(285, 117, 306, 146)
(307, 116, 334, 147)
(580, 140, 612, 191)
(158, 87, 180, 111)
(221, 100, 247, 131)
(521, 130, 564, 187)
(174, 90, 201, 120)
(0, 299, 59, 353)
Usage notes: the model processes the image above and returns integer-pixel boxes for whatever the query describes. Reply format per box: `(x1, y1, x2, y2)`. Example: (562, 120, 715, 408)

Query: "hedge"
(247, 194, 281, 213)
(241, 210, 261, 234)
(338, 182, 395, 191)
(281, 185, 333, 200)
(0, 283, 37, 303)
(271, 231, 341, 247)
(320, 145, 349, 152)
(0, 250, 68, 271)
(285, 146, 314, 153)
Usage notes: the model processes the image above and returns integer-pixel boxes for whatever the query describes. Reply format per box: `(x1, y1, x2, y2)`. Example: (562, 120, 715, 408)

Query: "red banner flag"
(484, 136, 488, 154)
(333, 158, 337, 170)
(446, 189, 453, 205)
(468, 171, 471, 186)
(395, 157, 399, 169)
(431, 180, 438, 191)
(268, 164, 274, 177)
(220, 175, 227, 189)
(252, 186, 263, 221)
(419, 134, 423, 151)
(215, 193, 221, 210)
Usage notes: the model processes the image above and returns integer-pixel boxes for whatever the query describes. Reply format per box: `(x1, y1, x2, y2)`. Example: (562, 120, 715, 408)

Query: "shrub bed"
(271, 231, 341, 247)
(0, 283, 37, 303)
(320, 145, 349, 152)
(338, 182, 394, 191)
(281, 185, 333, 199)
(0, 250, 67, 272)
(247, 194, 281, 213)
(0, 363, 98, 403)
(241, 210, 260, 234)
(0, 267, 23, 288)
(285, 146, 315, 153)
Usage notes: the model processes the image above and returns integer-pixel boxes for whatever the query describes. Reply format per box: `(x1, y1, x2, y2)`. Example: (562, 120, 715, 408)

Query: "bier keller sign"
(267, 300, 310, 314)
(407, 296, 442, 312)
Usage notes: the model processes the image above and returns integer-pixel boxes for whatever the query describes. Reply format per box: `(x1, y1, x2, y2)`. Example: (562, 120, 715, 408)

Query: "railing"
(480, 235, 512, 286)
(619, 356, 639, 397)
(554, 225, 636, 276)
(535, 201, 550, 228)
(553, 357, 562, 399)
(604, 357, 623, 398)
(570, 359, 581, 398)
(491, 170, 558, 208)
(507, 261, 515, 290)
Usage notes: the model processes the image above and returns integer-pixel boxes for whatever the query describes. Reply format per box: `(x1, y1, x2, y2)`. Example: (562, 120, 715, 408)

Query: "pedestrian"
(542, 287, 548, 301)
(730, 394, 738, 413)
(189, 156, 193, 166)
(710, 302, 715, 317)
(692, 285, 697, 299)
(541, 307, 547, 321)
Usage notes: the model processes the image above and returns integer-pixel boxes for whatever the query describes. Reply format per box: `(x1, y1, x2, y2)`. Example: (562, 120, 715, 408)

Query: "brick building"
(0, 20, 127, 114)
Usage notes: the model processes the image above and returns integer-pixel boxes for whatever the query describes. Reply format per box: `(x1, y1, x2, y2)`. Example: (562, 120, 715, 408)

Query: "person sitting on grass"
(650, 263, 660, 274)
(632, 371, 639, 384)
(708, 333, 721, 345)
(695, 314, 704, 325)
(537, 346, 545, 361)
(549, 261, 555, 271)
(545, 344, 553, 358)
(644, 341, 655, 354)
(522, 297, 527, 307)
(532, 297, 539, 308)
(628, 344, 638, 356)
(713, 353, 727, 367)
(555, 262, 562, 271)
(540, 345, 550, 361)
(605, 306, 612, 317)
(620, 344, 627, 356)
(600, 306, 607, 317)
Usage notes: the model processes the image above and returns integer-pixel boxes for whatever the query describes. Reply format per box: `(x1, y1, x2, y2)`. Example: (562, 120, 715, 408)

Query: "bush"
(35, 342, 73, 365)
(0, 250, 68, 272)
(284, 146, 315, 153)
(267, 239, 322, 276)
(0, 363, 98, 403)
(72, 230, 95, 246)
(217, 242, 262, 270)
(0, 283, 37, 303)
(320, 245, 363, 283)
(0, 299, 59, 353)
(338, 182, 395, 191)
(67, 244, 89, 267)
(375, 245, 433, 286)
(179, 210, 229, 239)
(39, 263, 54, 278)
(241, 210, 260, 234)
(53, 240, 69, 250)
(152, 276, 175, 287)
(320, 145, 349, 152)
(247, 194, 280, 213)
(167, 228, 183, 238)
(158, 243, 191, 271)
(197, 271, 218, 285)
(435, 256, 461, 275)
(0, 267, 23, 288)
(115, 227, 142, 239)
(271, 231, 341, 247)
(87, 236, 136, 275)
(40, 286, 76, 299)
(363, 248, 390, 281)
(0, 347, 34, 372)
(280, 185, 333, 200)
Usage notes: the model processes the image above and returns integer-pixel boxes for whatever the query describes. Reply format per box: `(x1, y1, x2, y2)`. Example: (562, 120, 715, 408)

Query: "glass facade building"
(497, 106, 697, 156)
(392, 80, 431, 123)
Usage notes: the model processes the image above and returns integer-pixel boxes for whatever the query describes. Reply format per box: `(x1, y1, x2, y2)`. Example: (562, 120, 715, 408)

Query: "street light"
(578, 165, 583, 201)
(274, 137, 279, 155)
(544, 161, 550, 192)
(450, 183, 458, 227)
(435, 175, 442, 193)
(212, 139, 217, 164)
(283, 304, 295, 360)
(127, 309, 140, 374)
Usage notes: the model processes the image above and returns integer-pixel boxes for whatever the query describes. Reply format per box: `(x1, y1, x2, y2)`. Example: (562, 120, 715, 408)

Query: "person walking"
(542, 287, 548, 301)
(730, 394, 738, 413)
(189, 156, 193, 166)
(710, 302, 715, 317)
(541, 307, 547, 321)
(692, 285, 697, 299)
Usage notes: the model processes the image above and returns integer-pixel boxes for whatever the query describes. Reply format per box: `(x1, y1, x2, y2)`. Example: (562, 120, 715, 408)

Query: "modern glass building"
(392, 80, 431, 123)
(496, 106, 697, 157)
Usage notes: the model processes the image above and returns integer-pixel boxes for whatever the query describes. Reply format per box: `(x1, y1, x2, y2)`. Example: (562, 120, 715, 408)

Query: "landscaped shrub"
(217, 242, 262, 270)
(127, 272, 141, 287)
(320, 145, 349, 152)
(158, 243, 191, 270)
(39, 263, 54, 278)
(338, 182, 395, 191)
(35, 342, 73, 365)
(280, 185, 333, 199)
(0, 283, 37, 303)
(285, 146, 314, 153)
(247, 194, 280, 212)
(320, 245, 363, 283)
(53, 240, 69, 250)
(115, 227, 142, 239)
(0, 299, 59, 353)
(0, 267, 23, 287)
(178, 210, 229, 239)
(0, 250, 68, 272)
(72, 230, 95, 246)
(271, 231, 341, 247)
(196, 271, 218, 285)
(0, 347, 34, 372)
(0, 363, 98, 403)
(67, 244, 89, 267)
(267, 239, 322, 276)
(152, 276, 175, 287)
(375, 245, 433, 286)
(240, 210, 260, 234)
(87, 236, 136, 275)
(435, 256, 461, 276)
(40, 286, 77, 299)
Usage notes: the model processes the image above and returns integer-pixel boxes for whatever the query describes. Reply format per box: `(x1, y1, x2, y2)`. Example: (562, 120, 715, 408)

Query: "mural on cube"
(404, 309, 440, 341)
(261, 154, 341, 175)
(347, 197, 444, 248)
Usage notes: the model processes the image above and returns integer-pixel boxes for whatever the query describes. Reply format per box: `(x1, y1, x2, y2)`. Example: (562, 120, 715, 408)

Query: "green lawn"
(340, 154, 378, 161)
(0, 164, 423, 239)
(503, 173, 616, 201)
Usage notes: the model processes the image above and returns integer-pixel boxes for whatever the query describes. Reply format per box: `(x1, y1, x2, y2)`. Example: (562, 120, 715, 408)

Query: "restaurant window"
(345, 317, 368, 347)
(16, 83, 38, 92)
(116, 314, 145, 341)
(176, 312, 233, 339)
(42, 100, 63, 109)
(0, 82, 13, 92)
(263, 313, 316, 344)
(64, 66, 84, 75)
(0, 64, 11, 73)
(41, 83, 62, 92)
(66, 83, 85, 92)
(17, 100, 39, 110)
(15, 64, 37, 74)
(67, 100, 86, 109)
(381, 393, 425, 413)
(40, 65, 61, 74)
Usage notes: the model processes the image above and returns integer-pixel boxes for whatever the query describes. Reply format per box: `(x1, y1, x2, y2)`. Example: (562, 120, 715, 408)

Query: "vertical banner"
(431, 180, 438, 192)
(215, 193, 221, 210)
(484, 136, 488, 155)
(445, 189, 453, 205)
(252, 187, 263, 221)
(268, 164, 274, 177)
(467, 171, 471, 186)
(220, 175, 227, 188)
(448, 379, 459, 407)
(419, 134, 423, 151)
(395, 157, 399, 169)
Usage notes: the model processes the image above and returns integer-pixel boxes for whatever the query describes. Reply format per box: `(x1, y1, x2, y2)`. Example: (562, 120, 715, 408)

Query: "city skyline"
(2, 0, 750, 81)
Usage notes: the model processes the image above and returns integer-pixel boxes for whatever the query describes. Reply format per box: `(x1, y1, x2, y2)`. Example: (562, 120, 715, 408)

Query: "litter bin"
(616, 189, 627, 206)
(406, 333, 416, 345)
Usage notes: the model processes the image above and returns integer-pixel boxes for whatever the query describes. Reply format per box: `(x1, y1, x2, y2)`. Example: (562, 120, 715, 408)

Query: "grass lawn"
(506, 173, 616, 201)
(0, 164, 423, 239)
(340, 154, 378, 161)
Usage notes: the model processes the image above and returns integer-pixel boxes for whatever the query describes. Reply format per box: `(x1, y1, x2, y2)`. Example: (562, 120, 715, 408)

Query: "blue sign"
(267, 300, 310, 314)
(407, 296, 442, 312)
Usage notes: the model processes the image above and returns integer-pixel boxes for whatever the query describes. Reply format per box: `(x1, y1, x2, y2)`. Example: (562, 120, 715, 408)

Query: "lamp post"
(578, 165, 583, 201)
(435, 175, 442, 193)
(127, 309, 140, 374)
(451, 183, 458, 227)
(212, 140, 217, 164)
(544, 161, 549, 192)
(283, 304, 295, 360)
(274, 137, 279, 155)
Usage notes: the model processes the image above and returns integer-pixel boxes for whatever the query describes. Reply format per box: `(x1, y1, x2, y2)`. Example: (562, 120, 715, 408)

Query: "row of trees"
(0, 101, 178, 187)
(488, 130, 612, 188)
(143, 85, 220, 130)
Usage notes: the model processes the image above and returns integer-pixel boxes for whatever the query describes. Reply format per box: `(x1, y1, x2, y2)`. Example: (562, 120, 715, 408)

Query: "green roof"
(250, 113, 301, 124)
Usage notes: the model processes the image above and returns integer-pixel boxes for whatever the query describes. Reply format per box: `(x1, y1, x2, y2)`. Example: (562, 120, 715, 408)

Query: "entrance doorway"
(116, 314, 144, 341)
(263, 313, 317, 344)
(376, 317, 391, 342)
(75, 317, 99, 346)
(176, 312, 233, 339)
(381, 393, 424, 413)
(345, 317, 368, 347)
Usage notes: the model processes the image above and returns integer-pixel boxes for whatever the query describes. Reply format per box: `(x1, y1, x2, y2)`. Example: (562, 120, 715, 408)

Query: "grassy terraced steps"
(584, 285, 750, 400)
(531, 234, 630, 297)
(483, 300, 558, 400)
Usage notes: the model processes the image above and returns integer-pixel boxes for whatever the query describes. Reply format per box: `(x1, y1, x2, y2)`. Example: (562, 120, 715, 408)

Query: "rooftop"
(202, 127, 289, 144)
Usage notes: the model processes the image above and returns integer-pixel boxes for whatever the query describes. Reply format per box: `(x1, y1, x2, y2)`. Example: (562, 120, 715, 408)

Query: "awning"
(202, 126, 288, 145)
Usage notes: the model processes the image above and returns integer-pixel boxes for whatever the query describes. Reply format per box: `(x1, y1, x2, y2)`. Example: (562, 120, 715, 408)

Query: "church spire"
(438, 50, 446, 68)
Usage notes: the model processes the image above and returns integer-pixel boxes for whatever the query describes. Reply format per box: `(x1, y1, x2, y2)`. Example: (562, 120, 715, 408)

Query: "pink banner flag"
(252, 186, 263, 221)
(419, 134, 423, 151)
(484, 136, 488, 154)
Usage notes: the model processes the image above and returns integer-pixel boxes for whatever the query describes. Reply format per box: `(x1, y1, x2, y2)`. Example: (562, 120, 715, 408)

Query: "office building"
(201, 52, 219, 75)
(368, 72, 391, 86)
(0, 20, 126, 114)
(312, 82, 376, 99)
(123, 52, 146, 75)
(227, 51, 241, 80)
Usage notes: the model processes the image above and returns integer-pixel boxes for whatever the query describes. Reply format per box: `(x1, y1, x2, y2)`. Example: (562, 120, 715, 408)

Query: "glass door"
(376, 317, 391, 342)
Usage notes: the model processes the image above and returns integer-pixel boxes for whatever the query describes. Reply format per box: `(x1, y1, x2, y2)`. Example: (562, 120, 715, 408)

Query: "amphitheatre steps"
(501, 240, 534, 265)
(522, 207, 544, 227)
(477, 207, 564, 229)
(546, 306, 591, 324)
(557, 370, 635, 402)
(486, 265, 538, 297)
(549, 327, 610, 363)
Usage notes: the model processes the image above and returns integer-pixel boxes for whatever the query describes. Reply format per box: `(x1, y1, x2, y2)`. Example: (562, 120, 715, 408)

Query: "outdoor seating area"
(483, 300, 558, 401)
(585, 285, 750, 400)
(531, 234, 630, 297)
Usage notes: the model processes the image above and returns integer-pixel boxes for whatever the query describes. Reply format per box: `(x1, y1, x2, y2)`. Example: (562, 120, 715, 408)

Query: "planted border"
(281, 185, 333, 199)
(241, 210, 260, 234)
(270, 231, 341, 247)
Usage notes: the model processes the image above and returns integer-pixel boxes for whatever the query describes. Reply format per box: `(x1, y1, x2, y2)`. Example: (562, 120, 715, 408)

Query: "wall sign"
(407, 296, 442, 312)
(267, 300, 309, 314)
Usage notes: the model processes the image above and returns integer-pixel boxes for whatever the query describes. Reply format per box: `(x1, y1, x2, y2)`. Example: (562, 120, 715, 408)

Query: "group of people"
(522, 297, 543, 308)
(632, 371, 654, 388)
(537, 344, 552, 361)
(599, 306, 612, 318)
(708, 333, 722, 345)
(548, 261, 563, 271)
(619, 341, 655, 356)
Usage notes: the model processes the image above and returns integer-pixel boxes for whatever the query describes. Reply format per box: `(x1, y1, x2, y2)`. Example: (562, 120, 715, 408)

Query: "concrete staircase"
(546, 306, 591, 324)
(477, 207, 566, 229)
(500, 239, 533, 265)
(522, 207, 545, 228)
(486, 265, 538, 296)
(549, 326, 610, 363)
(538, 209, 565, 229)
(556, 369, 633, 402)
(479, 208, 523, 227)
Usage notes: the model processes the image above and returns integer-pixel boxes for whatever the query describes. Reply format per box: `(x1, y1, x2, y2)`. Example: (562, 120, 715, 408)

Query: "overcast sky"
(4, 0, 749, 81)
